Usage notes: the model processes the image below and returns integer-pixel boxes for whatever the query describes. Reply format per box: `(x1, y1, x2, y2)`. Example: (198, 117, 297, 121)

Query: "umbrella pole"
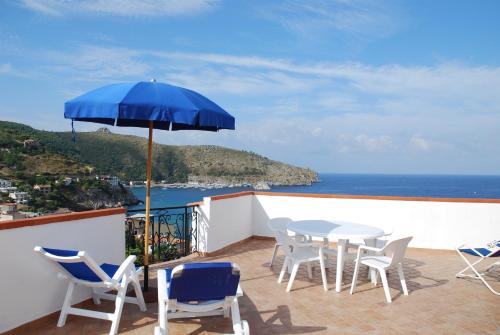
(144, 121, 154, 291)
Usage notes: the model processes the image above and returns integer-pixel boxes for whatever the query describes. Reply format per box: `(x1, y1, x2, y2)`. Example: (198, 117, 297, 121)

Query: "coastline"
(127, 173, 500, 210)
(126, 180, 317, 191)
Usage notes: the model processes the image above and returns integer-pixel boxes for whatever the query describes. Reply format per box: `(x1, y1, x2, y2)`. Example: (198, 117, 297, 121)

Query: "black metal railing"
(125, 205, 198, 266)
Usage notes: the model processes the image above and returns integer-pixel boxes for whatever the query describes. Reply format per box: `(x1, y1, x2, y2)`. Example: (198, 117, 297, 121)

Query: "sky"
(1, 0, 499, 175)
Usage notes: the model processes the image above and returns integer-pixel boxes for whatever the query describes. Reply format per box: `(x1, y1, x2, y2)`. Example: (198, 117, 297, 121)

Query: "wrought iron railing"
(125, 205, 198, 266)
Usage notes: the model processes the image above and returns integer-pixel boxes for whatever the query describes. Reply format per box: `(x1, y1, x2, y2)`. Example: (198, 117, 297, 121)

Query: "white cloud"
(21, 0, 62, 16)
(410, 134, 431, 152)
(257, 0, 403, 38)
(0, 63, 13, 74)
(355, 134, 394, 152)
(311, 127, 322, 137)
(5, 44, 500, 173)
(19, 0, 218, 17)
(43, 45, 151, 82)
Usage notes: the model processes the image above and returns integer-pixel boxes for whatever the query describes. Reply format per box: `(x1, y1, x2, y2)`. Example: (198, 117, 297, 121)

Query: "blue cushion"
(42, 247, 121, 282)
(459, 247, 500, 257)
(164, 262, 239, 302)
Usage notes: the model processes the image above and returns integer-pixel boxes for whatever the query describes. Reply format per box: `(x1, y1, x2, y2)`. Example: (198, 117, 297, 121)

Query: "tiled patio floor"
(11, 238, 500, 335)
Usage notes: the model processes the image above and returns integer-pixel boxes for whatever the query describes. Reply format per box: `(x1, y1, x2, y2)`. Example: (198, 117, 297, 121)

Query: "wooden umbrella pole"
(144, 121, 154, 291)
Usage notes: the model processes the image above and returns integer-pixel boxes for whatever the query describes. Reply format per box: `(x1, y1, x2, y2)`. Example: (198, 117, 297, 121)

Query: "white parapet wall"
(195, 193, 253, 253)
(0, 208, 126, 333)
(194, 192, 500, 253)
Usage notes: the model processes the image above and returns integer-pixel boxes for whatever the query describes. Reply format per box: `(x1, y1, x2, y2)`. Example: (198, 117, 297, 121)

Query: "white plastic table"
(287, 220, 385, 292)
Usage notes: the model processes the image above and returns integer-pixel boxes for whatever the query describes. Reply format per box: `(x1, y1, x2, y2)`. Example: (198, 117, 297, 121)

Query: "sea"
(128, 173, 500, 210)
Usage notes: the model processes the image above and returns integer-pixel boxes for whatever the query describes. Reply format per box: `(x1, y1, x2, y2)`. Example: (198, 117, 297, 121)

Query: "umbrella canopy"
(64, 80, 235, 290)
(65, 81, 235, 131)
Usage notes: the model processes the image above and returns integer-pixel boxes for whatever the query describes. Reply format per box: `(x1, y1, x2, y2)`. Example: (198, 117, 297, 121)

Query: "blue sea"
(128, 174, 500, 210)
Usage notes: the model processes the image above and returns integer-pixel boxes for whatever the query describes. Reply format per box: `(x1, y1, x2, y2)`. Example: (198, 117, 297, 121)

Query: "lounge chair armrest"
(358, 245, 383, 253)
(111, 255, 137, 282)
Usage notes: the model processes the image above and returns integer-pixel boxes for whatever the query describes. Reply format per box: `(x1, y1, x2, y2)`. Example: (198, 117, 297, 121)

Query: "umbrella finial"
(150, 78, 157, 83)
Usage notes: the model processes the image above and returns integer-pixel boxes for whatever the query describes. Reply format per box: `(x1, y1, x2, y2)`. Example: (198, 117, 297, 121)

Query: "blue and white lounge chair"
(34, 246, 147, 335)
(456, 240, 500, 295)
(155, 262, 249, 335)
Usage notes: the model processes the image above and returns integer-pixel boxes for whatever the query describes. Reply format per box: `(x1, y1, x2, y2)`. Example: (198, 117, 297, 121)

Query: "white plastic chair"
(349, 229, 393, 281)
(34, 246, 147, 335)
(155, 262, 249, 335)
(277, 230, 330, 292)
(456, 240, 500, 295)
(350, 236, 413, 303)
(267, 217, 309, 267)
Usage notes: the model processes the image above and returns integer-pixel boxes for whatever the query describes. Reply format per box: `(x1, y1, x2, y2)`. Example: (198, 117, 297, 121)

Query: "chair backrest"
(267, 217, 292, 245)
(34, 246, 110, 283)
(382, 237, 413, 267)
(168, 262, 240, 302)
(267, 217, 292, 232)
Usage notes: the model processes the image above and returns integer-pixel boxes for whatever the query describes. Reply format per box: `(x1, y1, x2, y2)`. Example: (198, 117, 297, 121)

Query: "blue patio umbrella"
(65, 80, 235, 289)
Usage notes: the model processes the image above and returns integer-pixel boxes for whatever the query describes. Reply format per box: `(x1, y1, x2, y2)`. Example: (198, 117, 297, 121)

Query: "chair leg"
(306, 263, 313, 279)
(456, 252, 500, 295)
(131, 272, 147, 312)
(456, 251, 484, 277)
(92, 288, 101, 305)
(370, 268, 378, 285)
(319, 248, 328, 291)
(286, 263, 300, 292)
(278, 256, 289, 283)
(350, 261, 361, 295)
(379, 269, 392, 303)
(397, 263, 409, 296)
(109, 275, 128, 335)
(270, 243, 279, 267)
(155, 300, 168, 335)
(231, 296, 245, 335)
(57, 281, 75, 327)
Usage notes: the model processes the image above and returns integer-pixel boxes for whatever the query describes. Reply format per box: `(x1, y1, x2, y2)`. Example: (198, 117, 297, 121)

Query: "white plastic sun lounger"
(155, 262, 249, 335)
(34, 246, 147, 335)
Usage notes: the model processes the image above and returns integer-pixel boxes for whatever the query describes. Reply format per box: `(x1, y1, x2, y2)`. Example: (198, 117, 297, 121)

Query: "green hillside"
(0, 121, 318, 185)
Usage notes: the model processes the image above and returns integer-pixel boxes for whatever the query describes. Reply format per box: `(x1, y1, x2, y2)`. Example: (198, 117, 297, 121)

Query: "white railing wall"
(0, 210, 125, 333)
(195, 194, 253, 253)
(195, 192, 500, 253)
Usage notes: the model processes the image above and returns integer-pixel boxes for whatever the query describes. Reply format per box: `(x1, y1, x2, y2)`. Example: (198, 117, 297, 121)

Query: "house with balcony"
(34, 184, 52, 195)
(0, 180, 16, 195)
(0, 179, 12, 188)
(8, 191, 29, 204)
(97, 175, 120, 187)
(0, 191, 498, 335)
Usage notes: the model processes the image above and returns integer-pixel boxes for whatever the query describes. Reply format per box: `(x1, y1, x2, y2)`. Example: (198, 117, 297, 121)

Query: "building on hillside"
(0, 179, 12, 188)
(0, 186, 17, 194)
(97, 175, 120, 187)
(9, 192, 29, 204)
(23, 139, 40, 148)
(34, 184, 51, 195)
(0, 203, 16, 214)
(0, 203, 27, 221)
(55, 177, 73, 186)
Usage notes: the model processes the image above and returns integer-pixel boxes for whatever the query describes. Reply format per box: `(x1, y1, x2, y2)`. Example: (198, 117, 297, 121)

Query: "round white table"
(287, 220, 385, 292)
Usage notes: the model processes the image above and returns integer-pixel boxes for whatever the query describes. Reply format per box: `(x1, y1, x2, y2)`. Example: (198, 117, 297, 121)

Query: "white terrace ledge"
(0, 208, 126, 333)
(191, 191, 500, 254)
